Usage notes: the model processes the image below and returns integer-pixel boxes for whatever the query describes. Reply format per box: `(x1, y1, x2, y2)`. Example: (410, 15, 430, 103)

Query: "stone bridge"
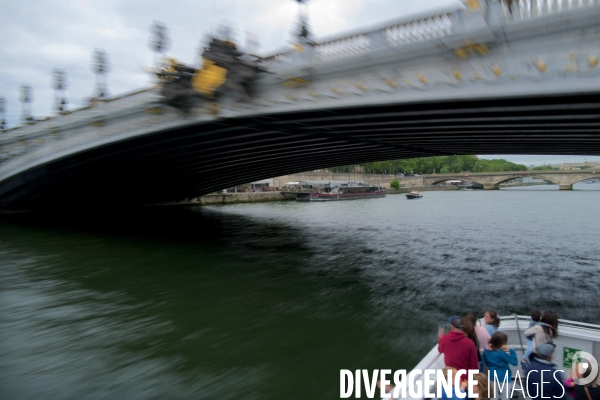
(0, 0, 599, 208)
(421, 170, 598, 189)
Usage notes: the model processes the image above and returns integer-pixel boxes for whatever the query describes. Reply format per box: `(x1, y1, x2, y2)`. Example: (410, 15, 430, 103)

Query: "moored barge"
(295, 182, 385, 201)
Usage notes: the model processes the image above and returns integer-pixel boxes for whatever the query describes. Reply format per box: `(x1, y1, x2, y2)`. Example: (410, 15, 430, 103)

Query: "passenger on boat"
(522, 343, 565, 400)
(574, 363, 600, 400)
(524, 310, 559, 353)
(483, 310, 500, 336)
(564, 375, 576, 399)
(464, 312, 491, 371)
(438, 316, 479, 373)
(522, 309, 542, 364)
(563, 359, 598, 400)
(482, 332, 518, 400)
(463, 318, 481, 364)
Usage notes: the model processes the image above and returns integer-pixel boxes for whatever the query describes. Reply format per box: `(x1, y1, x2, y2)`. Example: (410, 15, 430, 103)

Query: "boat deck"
(406, 315, 600, 399)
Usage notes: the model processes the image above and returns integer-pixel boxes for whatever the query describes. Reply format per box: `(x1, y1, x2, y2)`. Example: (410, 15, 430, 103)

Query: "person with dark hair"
(483, 332, 518, 399)
(523, 309, 543, 363)
(524, 310, 559, 354)
(438, 316, 479, 373)
(463, 318, 481, 363)
(523, 343, 565, 399)
(483, 310, 500, 336)
(465, 312, 491, 370)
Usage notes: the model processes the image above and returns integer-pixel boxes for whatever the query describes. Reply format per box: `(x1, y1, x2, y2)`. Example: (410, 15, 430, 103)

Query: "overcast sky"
(1, 0, 597, 166)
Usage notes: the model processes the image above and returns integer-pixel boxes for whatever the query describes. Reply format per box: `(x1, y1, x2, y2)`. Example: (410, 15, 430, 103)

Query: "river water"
(1, 183, 599, 399)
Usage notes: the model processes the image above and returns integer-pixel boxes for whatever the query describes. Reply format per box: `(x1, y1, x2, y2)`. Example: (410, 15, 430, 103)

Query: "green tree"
(390, 179, 400, 189)
(329, 155, 528, 176)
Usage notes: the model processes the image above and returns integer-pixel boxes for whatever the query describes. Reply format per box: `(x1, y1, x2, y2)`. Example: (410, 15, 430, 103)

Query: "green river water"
(1, 183, 599, 399)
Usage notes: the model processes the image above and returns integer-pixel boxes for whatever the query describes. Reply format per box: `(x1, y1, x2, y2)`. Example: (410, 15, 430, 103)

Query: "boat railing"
(509, 314, 600, 332)
(413, 314, 600, 382)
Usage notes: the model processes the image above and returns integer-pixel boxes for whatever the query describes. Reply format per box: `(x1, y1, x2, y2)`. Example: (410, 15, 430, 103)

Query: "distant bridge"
(420, 170, 598, 189)
(1, 0, 599, 208)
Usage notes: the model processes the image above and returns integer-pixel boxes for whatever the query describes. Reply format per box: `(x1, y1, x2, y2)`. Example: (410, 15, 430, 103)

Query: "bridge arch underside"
(1, 94, 599, 209)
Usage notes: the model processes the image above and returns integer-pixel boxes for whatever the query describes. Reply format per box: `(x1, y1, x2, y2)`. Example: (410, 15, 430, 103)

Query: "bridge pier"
(483, 184, 500, 190)
(558, 184, 573, 190)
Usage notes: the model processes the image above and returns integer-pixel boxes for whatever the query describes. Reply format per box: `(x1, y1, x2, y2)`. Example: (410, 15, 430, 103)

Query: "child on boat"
(483, 332, 518, 400)
(483, 310, 500, 336)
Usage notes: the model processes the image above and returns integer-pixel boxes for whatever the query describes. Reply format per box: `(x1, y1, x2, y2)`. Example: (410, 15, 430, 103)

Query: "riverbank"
(197, 192, 295, 205)
(195, 186, 459, 205)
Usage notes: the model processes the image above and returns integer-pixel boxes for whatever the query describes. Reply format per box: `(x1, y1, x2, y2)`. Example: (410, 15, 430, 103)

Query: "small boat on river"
(406, 191, 423, 199)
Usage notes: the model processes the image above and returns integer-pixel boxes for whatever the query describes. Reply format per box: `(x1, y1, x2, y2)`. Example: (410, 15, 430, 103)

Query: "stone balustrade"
(506, 0, 600, 20)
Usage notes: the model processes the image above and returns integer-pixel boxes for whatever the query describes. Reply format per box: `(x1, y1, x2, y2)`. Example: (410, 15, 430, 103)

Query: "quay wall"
(196, 186, 458, 205)
(198, 192, 294, 205)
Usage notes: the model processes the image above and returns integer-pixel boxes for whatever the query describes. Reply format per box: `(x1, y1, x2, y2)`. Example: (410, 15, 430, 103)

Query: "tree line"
(329, 155, 528, 175)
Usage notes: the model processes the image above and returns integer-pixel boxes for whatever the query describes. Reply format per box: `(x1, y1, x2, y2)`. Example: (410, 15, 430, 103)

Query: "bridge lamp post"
(294, 0, 313, 43)
(91, 49, 110, 99)
(244, 30, 260, 56)
(19, 85, 33, 122)
(52, 69, 67, 113)
(0, 97, 6, 131)
(149, 22, 170, 67)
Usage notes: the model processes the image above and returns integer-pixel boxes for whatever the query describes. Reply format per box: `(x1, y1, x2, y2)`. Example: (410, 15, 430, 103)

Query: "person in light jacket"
(522, 309, 542, 364)
(524, 310, 559, 353)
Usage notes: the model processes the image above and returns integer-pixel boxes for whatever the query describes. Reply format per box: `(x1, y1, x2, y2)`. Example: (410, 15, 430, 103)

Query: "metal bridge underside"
(1, 94, 599, 208)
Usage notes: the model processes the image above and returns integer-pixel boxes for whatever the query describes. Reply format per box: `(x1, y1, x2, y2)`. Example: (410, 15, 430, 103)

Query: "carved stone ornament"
(156, 38, 267, 110)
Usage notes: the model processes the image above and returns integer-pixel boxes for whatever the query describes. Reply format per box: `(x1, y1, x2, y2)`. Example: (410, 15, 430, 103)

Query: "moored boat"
(295, 182, 385, 201)
(406, 191, 423, 199)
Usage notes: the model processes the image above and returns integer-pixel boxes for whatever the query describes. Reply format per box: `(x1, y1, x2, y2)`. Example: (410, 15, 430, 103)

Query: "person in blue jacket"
(483, 332, 518, 400)
(522, 343, 565, 400)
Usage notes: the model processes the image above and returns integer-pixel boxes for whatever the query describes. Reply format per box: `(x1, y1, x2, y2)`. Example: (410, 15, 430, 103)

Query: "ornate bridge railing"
(259, 0, 600, 71)
(312, 12, 455, 62)
(383, 14, 454, 47)
(261, 4, 462, 70)
(504, 0, 600, 20)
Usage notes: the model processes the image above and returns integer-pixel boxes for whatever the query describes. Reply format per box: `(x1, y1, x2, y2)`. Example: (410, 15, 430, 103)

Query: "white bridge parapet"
(261, 0, 600, 71)
(507, 0, 600, 20)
